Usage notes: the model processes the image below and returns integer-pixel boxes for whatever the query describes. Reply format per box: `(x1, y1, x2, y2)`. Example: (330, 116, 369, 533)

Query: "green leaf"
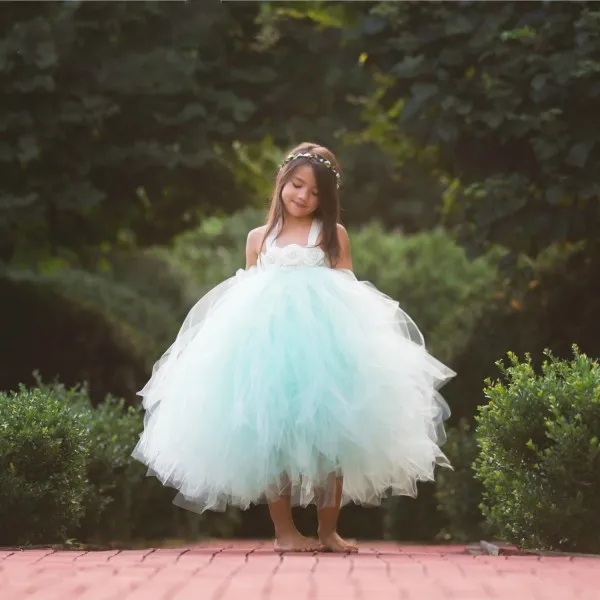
(531, 74, 547, 91)
(391, 55, 425, 78)
(439, 48, 464, 67)
(437, 120, 459, 143)
(363, 16, 387, 35)
(565, 141, 594, 168)
(445, 15, 474, 36)
(481, 112, 504, 129)
(411, 82, 439, 103)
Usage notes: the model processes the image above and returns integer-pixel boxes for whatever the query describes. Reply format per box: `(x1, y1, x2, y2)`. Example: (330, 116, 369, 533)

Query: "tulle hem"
(132, 451, 451, 514)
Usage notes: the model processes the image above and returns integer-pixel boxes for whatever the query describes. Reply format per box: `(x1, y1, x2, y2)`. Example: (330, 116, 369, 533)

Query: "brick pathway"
(1, 541, 598, 600)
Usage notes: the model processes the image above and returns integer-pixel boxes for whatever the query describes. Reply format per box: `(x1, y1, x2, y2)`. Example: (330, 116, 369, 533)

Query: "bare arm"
(334, 224, 353, 270)
(245, 227, 262, 269)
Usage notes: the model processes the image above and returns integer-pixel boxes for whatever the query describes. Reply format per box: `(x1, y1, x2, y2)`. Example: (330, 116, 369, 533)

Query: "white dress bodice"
(258, 219, 328, 268)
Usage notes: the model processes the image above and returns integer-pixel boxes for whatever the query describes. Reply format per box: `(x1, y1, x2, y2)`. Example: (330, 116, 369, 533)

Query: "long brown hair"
(261, 142, 342, 264)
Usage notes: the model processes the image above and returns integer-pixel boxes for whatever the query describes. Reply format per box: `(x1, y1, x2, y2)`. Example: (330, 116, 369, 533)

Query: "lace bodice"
(258, 219, 328, 268)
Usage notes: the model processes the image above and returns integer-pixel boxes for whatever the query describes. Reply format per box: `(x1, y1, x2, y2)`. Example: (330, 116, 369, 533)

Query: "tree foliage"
(0, 1, 373, 264)
(256, 2, 446, 232)
(354, 1, 600, 254)
(1, 2, 253, 261)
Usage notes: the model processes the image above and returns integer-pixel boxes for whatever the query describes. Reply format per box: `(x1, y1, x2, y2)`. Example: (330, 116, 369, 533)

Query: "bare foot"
(319, 531, 359, 553)
(274, 531, 321, 553)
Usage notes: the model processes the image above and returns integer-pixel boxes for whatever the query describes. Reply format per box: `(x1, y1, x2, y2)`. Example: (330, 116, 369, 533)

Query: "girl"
(133, 142, 455, 553)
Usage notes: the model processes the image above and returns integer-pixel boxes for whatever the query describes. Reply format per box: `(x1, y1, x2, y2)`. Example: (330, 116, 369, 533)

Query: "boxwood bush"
(474, 347, 600, 552)
(0, 378, 239, 546)
(31, 378, 146, 543)
(0, 386, 89, 545)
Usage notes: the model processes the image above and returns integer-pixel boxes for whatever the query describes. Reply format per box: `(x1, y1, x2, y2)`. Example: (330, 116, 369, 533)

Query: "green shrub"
(78, 396, 145, 542)
(0, 265, 182, 404)
(1, 377, 239, 545)
(0, 269, 149, 403)
(169, 206, 264, 290)
(0, 386, 89, 545)
(70, 381, 238, 544)
(474, 347, 600, 552)
(31, 377, 146, 543)
(351, 224, 500, 364)
(435, 420, 487, 542)
(40, 268, 180, 372)
(444, 241, 592, 422)
(106, 248, 198, 320)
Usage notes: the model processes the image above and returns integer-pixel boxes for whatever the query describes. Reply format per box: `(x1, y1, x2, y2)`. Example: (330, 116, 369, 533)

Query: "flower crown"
(281, 152, 341, 188)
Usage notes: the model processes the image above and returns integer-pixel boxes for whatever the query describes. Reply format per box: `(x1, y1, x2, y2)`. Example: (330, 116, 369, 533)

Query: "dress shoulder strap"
(263, 221, 281, 249)
(307, 219, 322, 247)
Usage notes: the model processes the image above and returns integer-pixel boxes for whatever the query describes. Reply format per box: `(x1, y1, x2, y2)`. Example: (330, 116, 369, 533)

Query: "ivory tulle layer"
(132, 266, 455, 513)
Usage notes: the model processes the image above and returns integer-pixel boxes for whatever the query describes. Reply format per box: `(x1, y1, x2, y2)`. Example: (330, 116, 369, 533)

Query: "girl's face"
(281, 164, 319, 218)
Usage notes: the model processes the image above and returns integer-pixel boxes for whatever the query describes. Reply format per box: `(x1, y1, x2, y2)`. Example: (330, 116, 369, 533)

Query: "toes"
(275, 538, 321, 553)
(319, 540, 359, 553)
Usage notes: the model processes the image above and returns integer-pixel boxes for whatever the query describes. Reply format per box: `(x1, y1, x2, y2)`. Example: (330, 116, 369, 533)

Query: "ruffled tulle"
(132, 265, 455, 513)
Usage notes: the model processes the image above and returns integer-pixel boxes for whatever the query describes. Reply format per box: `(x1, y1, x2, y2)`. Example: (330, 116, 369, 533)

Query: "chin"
(285, 203, 309, 217)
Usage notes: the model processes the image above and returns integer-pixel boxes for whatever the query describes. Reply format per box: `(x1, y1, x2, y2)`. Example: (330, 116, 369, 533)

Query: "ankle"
(274, 525, 300, 539)
(318, 527, 337, 539)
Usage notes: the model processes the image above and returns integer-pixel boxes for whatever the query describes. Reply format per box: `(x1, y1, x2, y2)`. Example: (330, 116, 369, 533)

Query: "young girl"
(133, 142, 455, 553)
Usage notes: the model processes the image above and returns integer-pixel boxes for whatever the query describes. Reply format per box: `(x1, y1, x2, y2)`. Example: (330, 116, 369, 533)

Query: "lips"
(292, 200, 307, 209)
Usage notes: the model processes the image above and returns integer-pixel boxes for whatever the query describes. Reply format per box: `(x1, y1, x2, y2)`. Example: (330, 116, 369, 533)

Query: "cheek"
(281, 183, 293, 201)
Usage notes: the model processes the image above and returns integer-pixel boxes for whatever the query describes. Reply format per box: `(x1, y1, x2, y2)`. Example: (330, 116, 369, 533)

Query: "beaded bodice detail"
(259, 219, 328, 268)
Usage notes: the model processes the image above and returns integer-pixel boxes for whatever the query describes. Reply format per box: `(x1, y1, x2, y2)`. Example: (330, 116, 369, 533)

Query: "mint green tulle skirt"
(132, 266, 455, 513)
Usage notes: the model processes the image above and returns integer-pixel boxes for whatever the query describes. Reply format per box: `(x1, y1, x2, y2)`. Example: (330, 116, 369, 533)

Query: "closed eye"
(292, 179, 318, 195)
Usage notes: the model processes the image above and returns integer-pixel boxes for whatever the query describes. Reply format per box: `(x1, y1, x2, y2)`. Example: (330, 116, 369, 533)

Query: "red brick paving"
(1, 541, 598, 600)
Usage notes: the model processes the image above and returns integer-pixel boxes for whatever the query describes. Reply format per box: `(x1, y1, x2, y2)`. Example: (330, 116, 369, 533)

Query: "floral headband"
(281, 152, 341, 189)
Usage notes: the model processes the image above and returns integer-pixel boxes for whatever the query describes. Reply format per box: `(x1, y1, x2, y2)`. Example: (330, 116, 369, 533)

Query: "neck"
(281, 214, 315, 227)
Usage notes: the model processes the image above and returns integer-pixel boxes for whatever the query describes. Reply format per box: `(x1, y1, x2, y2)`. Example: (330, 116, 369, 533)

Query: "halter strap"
(264, 220, 281, 249)
(307, 219, 322, 246)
